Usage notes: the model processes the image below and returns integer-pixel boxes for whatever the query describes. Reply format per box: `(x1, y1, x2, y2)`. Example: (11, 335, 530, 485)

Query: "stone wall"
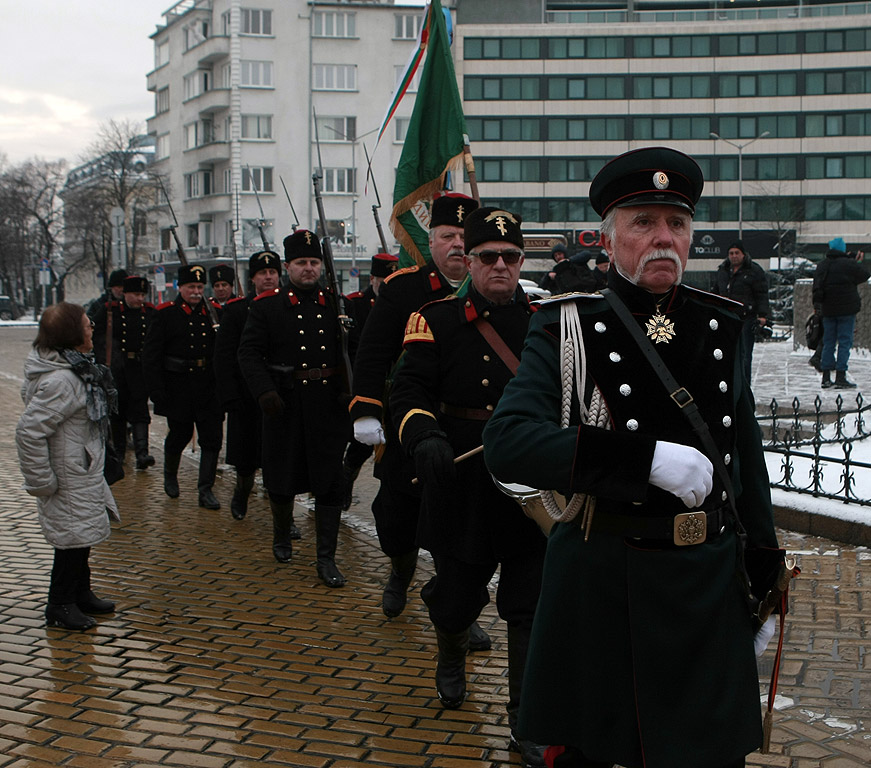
(793, 279, 871, 351)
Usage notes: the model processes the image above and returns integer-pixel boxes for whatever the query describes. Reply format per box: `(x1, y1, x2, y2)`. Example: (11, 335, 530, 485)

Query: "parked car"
(0, 296, 23, 321)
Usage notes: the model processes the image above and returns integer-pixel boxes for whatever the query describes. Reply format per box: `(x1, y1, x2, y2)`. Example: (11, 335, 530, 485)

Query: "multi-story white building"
(146, 0, 428, 291)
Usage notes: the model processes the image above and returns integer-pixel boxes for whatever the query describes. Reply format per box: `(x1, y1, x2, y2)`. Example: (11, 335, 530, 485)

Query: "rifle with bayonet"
(279, 176, 299, 232)
(230, 183, 242, 292)
(246, 165, 272, 251)
(156, 175, 221, 329)
(312, 108, 354, 397)
(363, 143, 390, 253)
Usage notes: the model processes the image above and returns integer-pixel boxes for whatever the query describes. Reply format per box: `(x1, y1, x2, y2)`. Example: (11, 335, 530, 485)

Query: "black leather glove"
(258, 390, 285, 417)
(413, 433, 456, 488)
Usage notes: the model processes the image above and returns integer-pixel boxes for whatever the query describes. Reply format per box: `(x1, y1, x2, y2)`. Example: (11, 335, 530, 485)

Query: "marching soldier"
(390, 207, 546, 767)
(214, 250, 284, 522)
(237, 230, 349, 587)
(142, 264, 224, 510)
(92, 275, 156, 469)
(209, 265, 236, 306)
(340, 251, 399, 511)
(350, 193, 496, 638)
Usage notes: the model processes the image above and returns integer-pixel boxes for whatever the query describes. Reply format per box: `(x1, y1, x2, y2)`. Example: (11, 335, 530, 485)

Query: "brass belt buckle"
(673, 511, 707, 546)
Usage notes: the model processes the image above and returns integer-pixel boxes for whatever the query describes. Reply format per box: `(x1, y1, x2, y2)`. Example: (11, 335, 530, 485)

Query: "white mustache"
(635, 249, 683, 281)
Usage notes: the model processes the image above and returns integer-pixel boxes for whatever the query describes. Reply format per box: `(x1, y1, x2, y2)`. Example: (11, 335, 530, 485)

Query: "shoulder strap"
(472, 317, 520, 376)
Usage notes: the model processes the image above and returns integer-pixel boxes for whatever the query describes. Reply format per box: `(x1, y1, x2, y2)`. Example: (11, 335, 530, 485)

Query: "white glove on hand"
(648, 441, 714, 508)
(754, 615, 777, 657)
(354, 417, 386, 446)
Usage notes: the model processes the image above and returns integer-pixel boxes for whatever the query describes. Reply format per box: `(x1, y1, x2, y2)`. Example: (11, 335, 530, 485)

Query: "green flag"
(389, 0, 467, 268)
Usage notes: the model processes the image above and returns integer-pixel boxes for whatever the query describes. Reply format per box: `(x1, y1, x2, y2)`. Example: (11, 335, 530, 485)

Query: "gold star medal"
(645, 310, 675, 343)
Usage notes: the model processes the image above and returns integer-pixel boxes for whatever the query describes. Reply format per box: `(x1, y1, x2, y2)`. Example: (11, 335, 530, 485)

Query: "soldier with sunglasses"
(389, 207, 547, 768)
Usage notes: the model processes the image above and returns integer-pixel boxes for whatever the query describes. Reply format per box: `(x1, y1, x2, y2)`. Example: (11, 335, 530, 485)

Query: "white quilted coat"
(16, 348, 120, 549)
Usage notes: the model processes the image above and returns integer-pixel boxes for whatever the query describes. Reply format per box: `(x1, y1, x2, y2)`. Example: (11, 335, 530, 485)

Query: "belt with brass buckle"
(293, 367, 338, 381)
(673, 511, 707, 546)
(590, 505, 728, 547)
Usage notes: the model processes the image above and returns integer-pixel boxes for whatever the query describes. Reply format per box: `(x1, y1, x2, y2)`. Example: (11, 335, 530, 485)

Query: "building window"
(156, 87, 170, 114)
(394, 13, 422, 40)
(241, 114, 273, 140)
(184, 171, 213, 199)
(183, 20, 209, 51)
(242, 166, 273, 193)
(322, 168, 355, 194)
(394, 64, 422, 93)
(241, 60, 273, 88)
(394, 118, 410, 142)
(464, 77, 541, 101)
(316, 115, 356, 142)
(183, 69, 211, 101)
(467, 117, 542, 142)
(479, 159, 540, 183)
(154, 39, 169, 69)
(241, 8, 272, 35)
(156, 133, 170, 159)
(184, 119, 215, 149)
(313, 64, 357, 91)
(313, 10, 356, 38)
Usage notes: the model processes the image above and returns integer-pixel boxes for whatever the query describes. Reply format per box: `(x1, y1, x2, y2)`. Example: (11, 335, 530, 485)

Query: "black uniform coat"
(92, 299, 155, 423)
(214, 295, 261, 470)
(483, 270, 779, 768)
(142, 296, 223, 425)
(391, 285, 543, 563)
(346, 285, 377, 341)
(237, 285, 348, 498)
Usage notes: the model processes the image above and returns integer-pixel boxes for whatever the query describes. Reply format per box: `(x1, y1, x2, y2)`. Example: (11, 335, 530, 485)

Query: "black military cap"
(178, 264, 207, 285)
(283, 229, 322, 262)
(464, 206, 524, 253)
(430, 193, 478, 228)
(108, 269, 128, 287)
(371, 252, 399, 278)
(122, 275, 149, 294)
(209, 264, 235, 286)
(249, 250, 282, 276)
(589, 147, 704, 218)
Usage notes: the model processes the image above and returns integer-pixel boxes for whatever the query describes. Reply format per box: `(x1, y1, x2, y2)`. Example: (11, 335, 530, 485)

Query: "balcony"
(184, 194, 231, 218)
(189, 34, 229, 66)
(146, 68, 165, 93)
(188, 140, 230, 166)
(196, 88, 231, 116)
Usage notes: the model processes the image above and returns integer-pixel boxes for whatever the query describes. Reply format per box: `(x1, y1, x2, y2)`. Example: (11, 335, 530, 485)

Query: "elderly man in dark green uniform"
(484, 147, 780, 768)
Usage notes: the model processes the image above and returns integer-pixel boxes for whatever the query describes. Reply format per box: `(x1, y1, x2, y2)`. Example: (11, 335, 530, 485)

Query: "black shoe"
(198, 488, 221, 510)
(382, 550, 418, 618)
(469, 621, 492, 652)
(164, 475, 180, 498)
(821, 370, 834, 389)
(272, 541, 293, 563)
(509, 731, 548, 768)
(317, 561, 347, 588)
(135, 453, 156, 470)
(835, 372, 857, 389)
(46, 603, 97, 631)
(77, 590, 115, 615)
(434, 626, 469, 709)
(231, 489, 248, 520)
(315, 505, 345, 587)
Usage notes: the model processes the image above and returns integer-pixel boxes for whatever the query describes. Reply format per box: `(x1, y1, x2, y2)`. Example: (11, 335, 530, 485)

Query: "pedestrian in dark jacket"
(714, 241, 769, 383)
(812, 237, 870, 389)
(538, 243, 596, 295)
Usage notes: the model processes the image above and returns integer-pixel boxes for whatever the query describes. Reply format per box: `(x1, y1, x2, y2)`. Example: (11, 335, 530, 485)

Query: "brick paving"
(0, 325, 869, 767)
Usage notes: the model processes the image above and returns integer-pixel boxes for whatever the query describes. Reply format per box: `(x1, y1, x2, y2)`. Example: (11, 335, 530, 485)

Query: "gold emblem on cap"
(485, 210, 517, 237)
(653, 172, 669, 190)
(305, 232, 312, 245)
(456, 205, 465, 222)
(193, 267, 204, 280)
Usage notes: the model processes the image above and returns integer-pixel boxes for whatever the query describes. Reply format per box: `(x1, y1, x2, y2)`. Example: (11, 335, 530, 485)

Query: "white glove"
(354, 417, 386, 446)
(648, 441, 714, 508)
(754, 615, 777, 657)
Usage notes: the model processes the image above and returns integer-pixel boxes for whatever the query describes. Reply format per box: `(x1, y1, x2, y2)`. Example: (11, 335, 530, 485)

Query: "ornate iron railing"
(758, 393, 871, 506)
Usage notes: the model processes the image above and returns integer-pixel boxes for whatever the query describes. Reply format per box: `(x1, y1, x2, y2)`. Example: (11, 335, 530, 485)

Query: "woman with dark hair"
(16, 302, 120, 631)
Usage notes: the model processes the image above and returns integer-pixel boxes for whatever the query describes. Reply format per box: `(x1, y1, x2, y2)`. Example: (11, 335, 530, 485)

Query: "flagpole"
(463, 134, 480, 203)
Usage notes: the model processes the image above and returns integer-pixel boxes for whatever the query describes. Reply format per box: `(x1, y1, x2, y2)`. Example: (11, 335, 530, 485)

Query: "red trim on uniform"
(226, 296, 247, 305)
(317, 291, 326, 306)
(287, 291, 299, 305)
(428, 270, 441, 291)
(346, 290, 363, 299)
(463, 299, 478, 323)
(181, 303, 193, 315)
(254, 288, 280, 301)
(156, 301, 174, 311)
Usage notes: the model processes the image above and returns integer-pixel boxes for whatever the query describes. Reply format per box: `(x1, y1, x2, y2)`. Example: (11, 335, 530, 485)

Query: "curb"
(774, 503, 871, 547)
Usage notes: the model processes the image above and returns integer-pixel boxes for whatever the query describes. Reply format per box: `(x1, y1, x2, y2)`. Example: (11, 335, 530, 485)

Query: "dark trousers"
(740, 318, 756, 383)
(49, 547, 90, 605)
(165, 416, 223, 455)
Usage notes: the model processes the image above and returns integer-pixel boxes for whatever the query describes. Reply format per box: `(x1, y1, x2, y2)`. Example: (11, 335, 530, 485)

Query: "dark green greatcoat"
(483, 270, 779, 768)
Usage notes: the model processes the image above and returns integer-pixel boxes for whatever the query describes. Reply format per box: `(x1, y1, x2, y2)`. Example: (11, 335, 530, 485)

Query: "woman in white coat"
(16, 302, 120, 630)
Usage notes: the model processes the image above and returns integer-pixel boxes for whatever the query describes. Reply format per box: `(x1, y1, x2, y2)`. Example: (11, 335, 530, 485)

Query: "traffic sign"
(349, 267, 360, 278)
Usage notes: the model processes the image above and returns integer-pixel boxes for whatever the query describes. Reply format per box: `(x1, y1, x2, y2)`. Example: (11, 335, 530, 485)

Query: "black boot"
(835, 370, 857, 389)
(382, 549, 418, 618)
(315, 505, 346, 587)
(164, 452, 181, 498)
(231, 472, 255, 520)
(469, 620, 492, 652)
(132, 423, 155, 469)
(46, 603, 96, 631)
(821, 370, 834, 389)
(507, 625, 547, 767)
(270, 498, 294, 563)
(433, 625, 469, 709)
(197, 450, 221, 510)
(341, 460, 361, 512)
(111, 419, 127, 464)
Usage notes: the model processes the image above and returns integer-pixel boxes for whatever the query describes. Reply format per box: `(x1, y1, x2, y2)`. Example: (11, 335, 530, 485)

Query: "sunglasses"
(470, 249, 523, 266)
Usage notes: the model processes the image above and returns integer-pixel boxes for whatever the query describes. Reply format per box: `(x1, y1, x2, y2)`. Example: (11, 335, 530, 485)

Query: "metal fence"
(758, 393, 871, 507)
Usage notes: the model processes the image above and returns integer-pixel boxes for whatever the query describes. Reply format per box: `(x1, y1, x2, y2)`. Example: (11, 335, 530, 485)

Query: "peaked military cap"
(430, 192, 478, 228)
(122, 275, 149, 294)
(178, 264, 207, 285)
(464, 206, 524, 253)
(209, 264, 235, 285)
(371, 252, 399, 278)
(249, 249, 282, 276)
(283, 229, 322, 262)
(108, 269, 128, 287)
(589, 146, 704, 218)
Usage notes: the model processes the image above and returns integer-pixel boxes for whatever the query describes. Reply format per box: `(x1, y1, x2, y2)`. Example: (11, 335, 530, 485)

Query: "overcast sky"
(0, 0, 427, 169)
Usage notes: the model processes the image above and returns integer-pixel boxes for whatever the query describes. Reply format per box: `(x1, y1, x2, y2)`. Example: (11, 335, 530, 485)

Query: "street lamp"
(709, 130, 770, 239)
